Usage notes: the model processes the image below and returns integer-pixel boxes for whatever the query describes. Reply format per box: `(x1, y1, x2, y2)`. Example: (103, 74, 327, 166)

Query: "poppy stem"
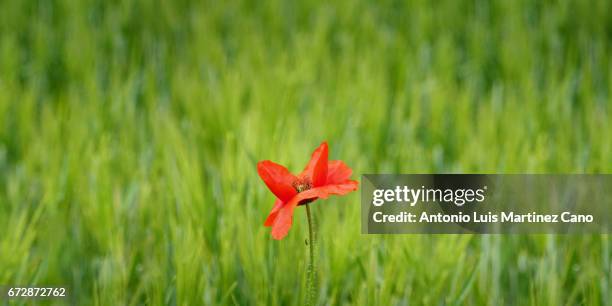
(305, 204, 316, 306)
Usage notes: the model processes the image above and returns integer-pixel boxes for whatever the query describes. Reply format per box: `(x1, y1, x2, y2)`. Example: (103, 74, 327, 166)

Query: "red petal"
(326, 160, 353, 185)
(270, 180, 359, 240)
(270, 191, 313, 240)
(257, 161, 298, 202)
(264, 198, 283, 227)
(307, 180, 359, 200)
(301, 142, 328, 187)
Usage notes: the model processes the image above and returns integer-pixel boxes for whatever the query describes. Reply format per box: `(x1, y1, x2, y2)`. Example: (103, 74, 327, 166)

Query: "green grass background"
(0, 0, 610, 305)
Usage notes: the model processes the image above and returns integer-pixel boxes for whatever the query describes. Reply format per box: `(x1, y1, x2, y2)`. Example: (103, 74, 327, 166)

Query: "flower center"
(292, 177, 312, 193)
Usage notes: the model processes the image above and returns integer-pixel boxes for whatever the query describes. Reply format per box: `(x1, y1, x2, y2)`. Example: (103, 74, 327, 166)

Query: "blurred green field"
(0, 0, 611, 305)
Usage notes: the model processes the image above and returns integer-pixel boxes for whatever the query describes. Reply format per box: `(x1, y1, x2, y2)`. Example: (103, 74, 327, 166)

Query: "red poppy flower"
(257, 142, 359, 240)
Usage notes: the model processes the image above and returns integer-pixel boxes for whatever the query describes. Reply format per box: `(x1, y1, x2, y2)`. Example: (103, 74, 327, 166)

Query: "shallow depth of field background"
(0, 0, 610, 305)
